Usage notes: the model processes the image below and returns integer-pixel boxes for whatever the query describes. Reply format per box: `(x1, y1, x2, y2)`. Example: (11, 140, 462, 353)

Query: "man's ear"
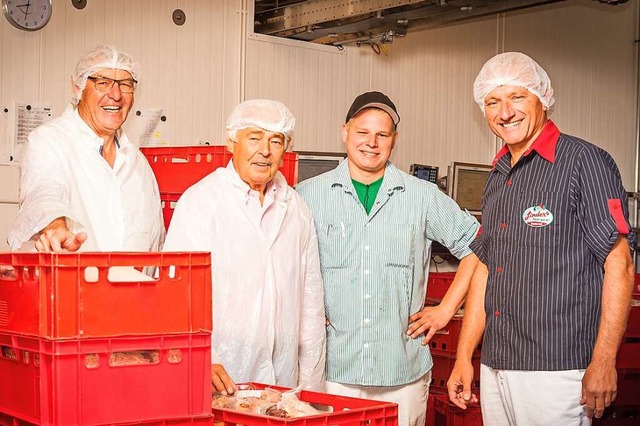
(341, 124, 349, 145)
(226, 138, 235, 154)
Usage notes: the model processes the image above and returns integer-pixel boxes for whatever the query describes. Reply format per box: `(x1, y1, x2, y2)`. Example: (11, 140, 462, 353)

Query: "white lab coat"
(8, 104, 164, 252)
(163, 162, 326, 391)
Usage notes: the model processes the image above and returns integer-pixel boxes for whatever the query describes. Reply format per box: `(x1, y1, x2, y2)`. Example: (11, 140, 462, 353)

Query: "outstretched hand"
(36, 217, 87, 252)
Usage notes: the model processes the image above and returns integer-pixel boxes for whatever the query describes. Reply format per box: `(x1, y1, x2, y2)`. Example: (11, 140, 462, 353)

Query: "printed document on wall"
(14, 103, 53, 161)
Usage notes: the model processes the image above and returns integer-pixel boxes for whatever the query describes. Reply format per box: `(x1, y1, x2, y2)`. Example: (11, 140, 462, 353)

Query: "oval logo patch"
(522, 205, 554, 227)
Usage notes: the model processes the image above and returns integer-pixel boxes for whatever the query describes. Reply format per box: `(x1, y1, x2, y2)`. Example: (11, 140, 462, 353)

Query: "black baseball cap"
(345, 91, 400, 125)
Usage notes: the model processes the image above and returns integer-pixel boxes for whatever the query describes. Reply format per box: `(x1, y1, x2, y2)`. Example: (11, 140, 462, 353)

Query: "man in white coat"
(8, 45, 164, 252)
(163, 99, 326, 393)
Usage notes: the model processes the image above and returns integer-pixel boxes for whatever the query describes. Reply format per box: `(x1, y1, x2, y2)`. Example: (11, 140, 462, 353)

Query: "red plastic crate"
(430, 316, 482, 357)
(593, 406, 640, 426)
(0, 412, 214, 426)
(0, 252, 211, 339)
(433, 395, 483, 426)
(617, 341, 640, 371)
(160, 192, 182, 230)
(426, 394, 436, 426)
(430, 354, 481, 395)
(211, 382, 398, 425)
(141, 146, 299, 193)
(611, 371, 640, 407)
(625, 301, 640, 338)
(426, 272, 456, 301)
(0, 332, 212, 425)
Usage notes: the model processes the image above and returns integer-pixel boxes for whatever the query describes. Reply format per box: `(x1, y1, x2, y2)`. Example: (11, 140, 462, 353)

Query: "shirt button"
(506, 180, 512, 186)
(495, 310, 500, 317)
(501, 223, 506, 229)
(364, 343, 370, 349)
(364, 245, 370, 251)
(497, 266, 503, 273)
(364, 318, 370, 324)
(364, 270, 370, 275)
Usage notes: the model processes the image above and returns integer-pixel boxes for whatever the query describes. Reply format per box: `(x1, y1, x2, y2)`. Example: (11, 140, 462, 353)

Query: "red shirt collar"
(492, 120, 560, 166)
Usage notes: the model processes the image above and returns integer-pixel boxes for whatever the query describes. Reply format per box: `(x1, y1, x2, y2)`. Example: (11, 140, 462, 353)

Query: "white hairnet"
(71, 45, 141, 105)
(473, 52, 555, 115)
(226, 99, 295, 142)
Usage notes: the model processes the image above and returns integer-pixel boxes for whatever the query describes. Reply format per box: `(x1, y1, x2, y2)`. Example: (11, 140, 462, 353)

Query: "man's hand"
(447, 360, 478, 409)
(36, 217, 87, 252)
(407, 304, 453, 345)
(211, 363, 237, 395)
(580, 360, 617, 419)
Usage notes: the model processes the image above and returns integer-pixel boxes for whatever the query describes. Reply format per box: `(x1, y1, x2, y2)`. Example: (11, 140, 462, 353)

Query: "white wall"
(0, 0, 638, 246)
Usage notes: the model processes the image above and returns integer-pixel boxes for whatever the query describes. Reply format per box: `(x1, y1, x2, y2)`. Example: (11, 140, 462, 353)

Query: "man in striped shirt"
(447, 52, 636, 425)
(297, 91, 480, 426)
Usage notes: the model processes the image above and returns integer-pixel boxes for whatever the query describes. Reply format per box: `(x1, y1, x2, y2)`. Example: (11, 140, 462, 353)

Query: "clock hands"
(16, 1, 32, 20)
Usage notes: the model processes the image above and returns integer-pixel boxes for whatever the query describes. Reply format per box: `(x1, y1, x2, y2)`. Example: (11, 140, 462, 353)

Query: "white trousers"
(480, 364, 591, 426)
(325, 371, 431, 426)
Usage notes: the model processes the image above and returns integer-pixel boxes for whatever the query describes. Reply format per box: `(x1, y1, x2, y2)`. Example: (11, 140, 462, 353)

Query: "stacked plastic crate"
(0, 252, 213, 425)
(140, 146, 298, 229)
(593, 273, 640, 425)
(425, 272, 483, 426)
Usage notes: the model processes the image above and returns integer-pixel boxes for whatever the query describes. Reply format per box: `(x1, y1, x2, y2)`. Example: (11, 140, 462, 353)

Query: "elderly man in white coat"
(8, 45, 164, 252)
(163, 99, 326, 393)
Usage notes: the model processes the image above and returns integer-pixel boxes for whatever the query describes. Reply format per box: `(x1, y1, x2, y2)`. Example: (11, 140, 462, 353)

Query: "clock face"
(3, 0, 52, 31)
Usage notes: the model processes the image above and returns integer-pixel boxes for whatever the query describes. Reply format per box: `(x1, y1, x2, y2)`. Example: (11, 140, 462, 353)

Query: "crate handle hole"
(171, 156, 188, 164)
(167, 349, 182, 364)
(0, 346, 17, 361)
(0, 265, 17, 281)
(109, 350, 159, 367)
(85, 353, 100, 369)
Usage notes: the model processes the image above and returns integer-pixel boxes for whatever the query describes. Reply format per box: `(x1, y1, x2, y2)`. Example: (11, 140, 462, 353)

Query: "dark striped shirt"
(471, 120, 636, 371)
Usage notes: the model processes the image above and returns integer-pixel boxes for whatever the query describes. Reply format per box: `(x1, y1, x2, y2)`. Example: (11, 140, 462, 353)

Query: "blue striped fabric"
(297, 160, 480, 386)
(472, 121, 636, 371)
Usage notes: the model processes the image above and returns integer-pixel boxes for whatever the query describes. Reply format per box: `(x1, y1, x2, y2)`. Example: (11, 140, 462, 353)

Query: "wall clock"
(2, 0, 52, 31)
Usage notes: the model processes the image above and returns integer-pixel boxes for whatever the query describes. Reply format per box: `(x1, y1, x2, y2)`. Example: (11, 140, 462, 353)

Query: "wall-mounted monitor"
(409, 163, 439, 185)
(295, 151, 347, 183)
(449, 162, 493, 217)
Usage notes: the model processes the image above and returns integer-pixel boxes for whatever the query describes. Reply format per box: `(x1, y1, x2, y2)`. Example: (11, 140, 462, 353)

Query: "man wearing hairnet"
(8, 45, 164, 252)
(163, 99, 326, 392)
(447, 52, 635, 425)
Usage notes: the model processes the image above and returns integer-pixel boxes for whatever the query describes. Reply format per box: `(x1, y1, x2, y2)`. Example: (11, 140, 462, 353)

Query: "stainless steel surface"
(254, 0, 629, 45)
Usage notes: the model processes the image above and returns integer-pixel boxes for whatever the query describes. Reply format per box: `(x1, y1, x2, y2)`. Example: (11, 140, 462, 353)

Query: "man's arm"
(581, 235, 634, 419)
(407, 253, 479, 344)
(447, 261, 487, 409)
(297, 218, 326, 391)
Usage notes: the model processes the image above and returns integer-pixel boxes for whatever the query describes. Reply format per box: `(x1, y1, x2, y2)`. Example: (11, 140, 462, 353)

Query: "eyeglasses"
(87, 76, 137, 94)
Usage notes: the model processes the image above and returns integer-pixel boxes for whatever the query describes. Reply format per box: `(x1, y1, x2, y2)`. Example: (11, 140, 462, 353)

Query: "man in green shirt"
(297, 91, 480, 425)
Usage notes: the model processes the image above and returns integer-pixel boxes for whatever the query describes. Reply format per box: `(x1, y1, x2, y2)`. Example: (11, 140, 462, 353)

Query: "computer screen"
(450, 162, 493, 216)
(295, 151, 346, 183)
(409, 164, 439, 184)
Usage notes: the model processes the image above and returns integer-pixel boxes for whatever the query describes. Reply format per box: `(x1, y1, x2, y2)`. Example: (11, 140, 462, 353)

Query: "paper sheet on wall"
(135, 108, 172, 147)
(14, 103, 53, 161)
(0, 107, 11, 164)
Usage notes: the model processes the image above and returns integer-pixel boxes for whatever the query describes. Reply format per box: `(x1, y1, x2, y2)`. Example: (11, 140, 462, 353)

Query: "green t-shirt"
(351, 177, 384, 214)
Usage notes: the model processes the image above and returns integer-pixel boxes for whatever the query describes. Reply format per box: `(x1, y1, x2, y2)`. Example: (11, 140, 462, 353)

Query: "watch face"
(3, 0, 52, 31)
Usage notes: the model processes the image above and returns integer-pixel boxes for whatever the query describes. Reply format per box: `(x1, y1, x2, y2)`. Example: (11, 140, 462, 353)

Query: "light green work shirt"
(296, 160, 479, 386)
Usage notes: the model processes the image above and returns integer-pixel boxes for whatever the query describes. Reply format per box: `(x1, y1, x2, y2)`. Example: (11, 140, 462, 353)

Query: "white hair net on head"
(71, 45, 141, 105)
(226, 99, 295, 143)
(473, 52, 555, 115)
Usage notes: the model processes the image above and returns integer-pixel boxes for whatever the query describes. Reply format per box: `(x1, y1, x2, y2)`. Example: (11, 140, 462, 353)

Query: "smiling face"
(483, 85, 548, 158)
(77, 68, 134, 141)
(227, 127, 287, 193)
(342, 108, 397, 183)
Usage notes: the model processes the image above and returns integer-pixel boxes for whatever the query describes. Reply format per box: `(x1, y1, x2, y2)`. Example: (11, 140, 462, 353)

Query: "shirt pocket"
(317, 222, 354, 269)
(517, 191, 568, 248)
